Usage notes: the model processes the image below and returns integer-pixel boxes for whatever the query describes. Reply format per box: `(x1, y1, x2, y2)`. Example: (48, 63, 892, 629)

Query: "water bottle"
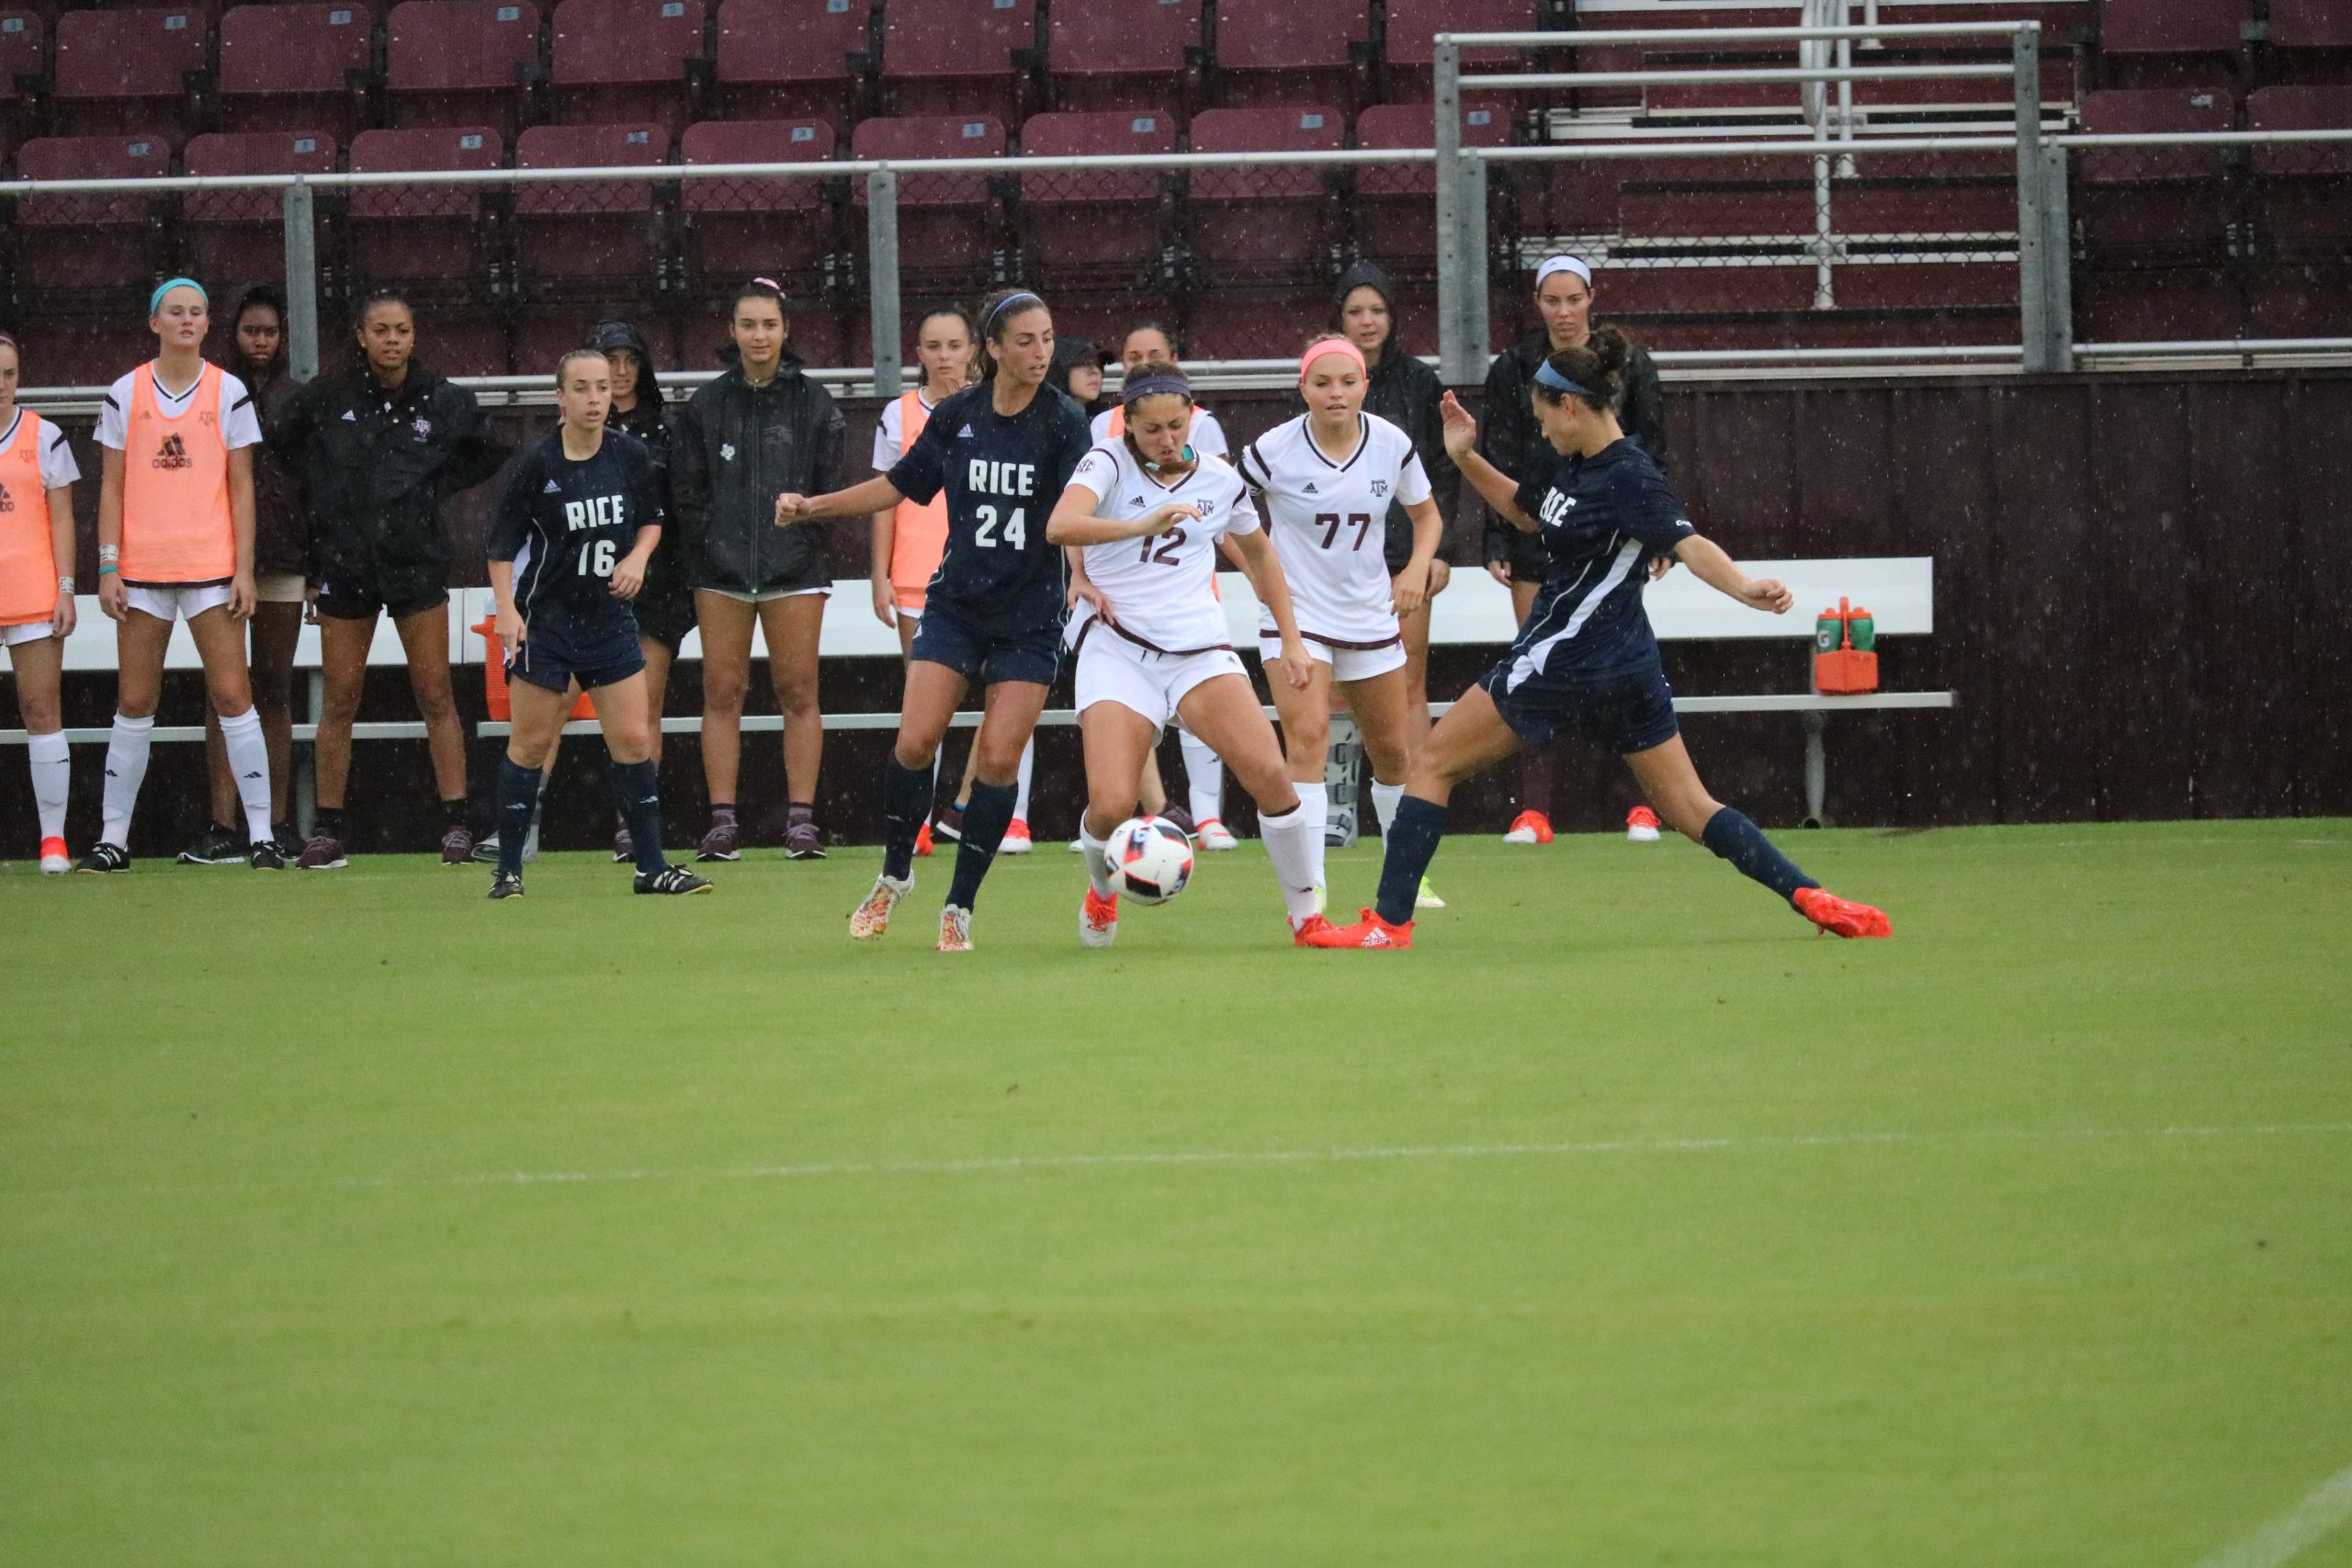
(1325, 714, 1362, 849)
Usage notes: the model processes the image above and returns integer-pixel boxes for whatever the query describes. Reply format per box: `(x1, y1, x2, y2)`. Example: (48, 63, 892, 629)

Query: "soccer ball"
(1104, 815, 1194, 905)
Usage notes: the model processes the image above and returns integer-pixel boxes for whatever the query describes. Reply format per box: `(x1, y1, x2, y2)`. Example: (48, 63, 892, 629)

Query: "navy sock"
(1374, 795, 1449, 926)
(608, 760, 667, 876)
(881, 754, 932, 882)
(946, 778, 1018, 910)
(495, 758, 542, 876)
(1702, 806, 1818, 905)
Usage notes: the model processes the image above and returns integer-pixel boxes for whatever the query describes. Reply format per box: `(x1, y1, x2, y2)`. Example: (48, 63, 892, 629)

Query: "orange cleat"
(1626, 806, 1663, 842)
(914, 822, 934, 857)
(1301, 908, 1415, 949)
(1794, 886, 1892, 939)
(1080, 885, 1119, 948)
(1001, 818, 1034, 855)
(1503, 809, 1554, 845)
(1290, 913, 1340, 947)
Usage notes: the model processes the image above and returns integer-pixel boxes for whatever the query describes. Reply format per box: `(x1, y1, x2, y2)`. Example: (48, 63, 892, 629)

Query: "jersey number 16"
(579, 538, 617, 578)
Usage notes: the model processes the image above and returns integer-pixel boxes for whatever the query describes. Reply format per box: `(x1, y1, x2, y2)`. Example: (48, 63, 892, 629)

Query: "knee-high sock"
(1370, 778, 1405, 838)
(1013, 738, 1035, 821)
(945, 778, 1017, 910)
(27, 731, 69, 843)
(882, 753, 932, 882)
(1180, 731, 1225, 821)
(1702, 806, 1817, 905)
(98, 712, 155, 849)
(1375, 795, 1448, 926)
(1517, 741, 1557, 818)
(217, 706, 274, 843)
(1257, 801, 1322, 925)
(495, 758, 542, 876)
(1293, 781, 1329, 890)
(608, 759, 668, 876)
(1079, 821, 1114, 899)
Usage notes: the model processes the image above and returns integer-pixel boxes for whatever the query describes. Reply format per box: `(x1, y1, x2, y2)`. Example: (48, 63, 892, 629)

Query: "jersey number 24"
(974, 504, 1026, 549)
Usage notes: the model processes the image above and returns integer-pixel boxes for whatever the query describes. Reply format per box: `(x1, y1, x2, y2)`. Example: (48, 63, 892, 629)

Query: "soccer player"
(1239, 336, 1447, 909)
(272, 290, 507, 869)
(774, 288, 1092, 952)
(1051, 370, 1329, 947)
(1482, 254, 1670, 847)
(81, 281, 277, 872)
(0, 332, 82, 873)
(1305, 329, 1889, 949)
(483, 348, 708, 900)
(672, 278, 845, 863)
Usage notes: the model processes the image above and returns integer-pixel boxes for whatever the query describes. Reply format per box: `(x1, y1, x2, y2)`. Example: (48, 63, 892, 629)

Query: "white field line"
(2190, 1461, 2352, 1568)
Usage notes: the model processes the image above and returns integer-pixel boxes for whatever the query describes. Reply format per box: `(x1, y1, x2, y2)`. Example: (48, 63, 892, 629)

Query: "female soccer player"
(272, 290, 507, 869)
(483, 348, 708, 900)
(672, 278, 847, 862)
(1306, 330, 1889, 949)
(1240, 336, 1446, 907)
(1481, 254, 1669, 847)
(774, 287, 1093, 952)
(184, 287, 305, 865)
(0, 332, 82, 873)
(1050, 371, 1329, 948)
(80, 279, 277, 873)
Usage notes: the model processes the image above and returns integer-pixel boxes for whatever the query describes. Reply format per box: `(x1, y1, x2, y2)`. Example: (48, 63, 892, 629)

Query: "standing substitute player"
(0, 331, 81, 872)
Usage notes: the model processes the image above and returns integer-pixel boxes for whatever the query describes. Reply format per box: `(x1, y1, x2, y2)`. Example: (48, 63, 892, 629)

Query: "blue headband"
(1121, 370, 1192, 407)
(1533, 360, 1597, 399)
(150, 277, 207, 314)
(984, 291, 1044, 336)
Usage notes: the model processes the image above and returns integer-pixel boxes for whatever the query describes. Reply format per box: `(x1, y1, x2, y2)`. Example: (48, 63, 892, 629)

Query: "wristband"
(98, 563, 119, 577)
(98, 545, 120, 564)
(59, 575, 76, 594)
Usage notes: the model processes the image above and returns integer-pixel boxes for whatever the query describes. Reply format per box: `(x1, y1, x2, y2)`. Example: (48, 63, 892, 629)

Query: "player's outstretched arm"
(1045, 484, 1195, 547)
(1440, 392, 1537, 534)
(1673, 535, 1792, 615)
(1228, 528, 1314, 691)
(775, 474, 904, 527)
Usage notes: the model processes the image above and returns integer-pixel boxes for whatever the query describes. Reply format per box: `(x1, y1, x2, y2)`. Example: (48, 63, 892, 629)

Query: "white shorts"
(702, 584, 831, 604)
(124, 582, 235, 623)
(1076, 628, 1247, 731)
(254, 570, 307, 604)
(2, 620, 57, 648)
(1259, 628, 1408, 683)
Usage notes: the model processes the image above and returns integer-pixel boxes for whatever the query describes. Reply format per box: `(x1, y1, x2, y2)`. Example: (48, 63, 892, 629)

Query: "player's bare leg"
(1075, 701, 1158, 948)
(1173, 672, 1328, 942)
(856, 657, 967, 941)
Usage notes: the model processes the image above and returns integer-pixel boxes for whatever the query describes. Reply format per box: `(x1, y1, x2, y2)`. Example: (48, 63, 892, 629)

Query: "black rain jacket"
(670, 346, 847, 593)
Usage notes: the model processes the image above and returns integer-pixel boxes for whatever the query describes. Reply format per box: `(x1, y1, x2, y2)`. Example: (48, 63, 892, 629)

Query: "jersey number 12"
(974, 504, 1026, 550)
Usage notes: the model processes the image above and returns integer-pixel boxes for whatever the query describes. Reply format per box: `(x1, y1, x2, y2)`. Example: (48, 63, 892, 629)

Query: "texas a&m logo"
(153, 434, 192, 470)
(1369, 479, 1390, 498)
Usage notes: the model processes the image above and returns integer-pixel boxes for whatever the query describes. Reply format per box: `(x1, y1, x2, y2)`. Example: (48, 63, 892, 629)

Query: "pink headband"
(1299, 337, 1365, 380)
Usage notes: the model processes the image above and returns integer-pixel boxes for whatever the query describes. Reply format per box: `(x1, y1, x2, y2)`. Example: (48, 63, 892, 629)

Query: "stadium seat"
(384, 0, 545, 135)
(679, 118, 840, 297)
(217, 3, 375, 136)
(180, 130, 339, 285)
(849, 114, 1007, 288)
(712, 0, 872, 128)
(10, 134, 174, 293)
(2098, 0, 2247, 85)
(1046, 0, 1202, 114)
(512, 121, 672, 299)
(49, 8, 208, 140)
(1380, 0, 1536, 101)
(2269, 0, 2352, 51)
(1209, 0, 1368, 109)
(345, 124, 506, 299)
(1183, 105, 1344, 284)
(550, 0, 707, 130)
(878, 0, 1038, 119)
(2247, 85, 2352, 246)
(1016, 108, 1178, 288)
(0, 11, 43, 146)
(1351, 99, 1511, 274)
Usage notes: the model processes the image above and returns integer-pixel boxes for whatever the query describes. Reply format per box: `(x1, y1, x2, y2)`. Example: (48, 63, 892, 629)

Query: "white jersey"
(1065, 441, 1260, 655)
(1237, 412, 1430, 649)
(1091, 402, 1231, 461)
(95, 365, 263, 452)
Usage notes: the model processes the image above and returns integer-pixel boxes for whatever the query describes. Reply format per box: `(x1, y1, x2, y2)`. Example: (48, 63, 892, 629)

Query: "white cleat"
(850, 873, 913, 940)
(1080, 886, 1119, 948)
(40, 854, 72, 876)
(1000, 818, 1034, 855)
(1626, 806, 1664, 842)
(1196, 818, 1238, 851)
(936, 904, 974, 953)
(1415, 875, 1447, 909)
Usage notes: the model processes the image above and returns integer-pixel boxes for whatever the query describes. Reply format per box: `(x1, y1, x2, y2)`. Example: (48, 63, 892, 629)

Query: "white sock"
(1180, 731, 1224, 821)
(28, 730, 69, 842)
(1014, 737, 1035, 820)
(98, 712, 155, 849)
(1258, 802, 1323, 926)
(1293, 781, 1329, 890)
(1079, 822, 1114, 898)
(218, 706, 274, 843)
(1371, 779, 1405, 837)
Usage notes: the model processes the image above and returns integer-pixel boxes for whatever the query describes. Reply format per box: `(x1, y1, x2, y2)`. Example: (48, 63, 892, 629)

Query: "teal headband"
(1533, 360, 1596, 399)
(150, 277, 208, 314)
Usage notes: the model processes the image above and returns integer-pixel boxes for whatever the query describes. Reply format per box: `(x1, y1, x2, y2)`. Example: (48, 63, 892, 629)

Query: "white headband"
(1535, 255, 1593, 289)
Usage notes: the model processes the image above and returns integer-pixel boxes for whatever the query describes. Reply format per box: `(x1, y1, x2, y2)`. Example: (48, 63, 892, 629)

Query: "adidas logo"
(243, 770, 264, 780)
(956, 424, 975, 439)
(1303, 481, 1318, 494)
(1128, 495, 1146, 507)
(340, 409, 357, 422)
(0, 481, 13, 513)
(544, 479, 563, 494)
(152, 434, 190, 470)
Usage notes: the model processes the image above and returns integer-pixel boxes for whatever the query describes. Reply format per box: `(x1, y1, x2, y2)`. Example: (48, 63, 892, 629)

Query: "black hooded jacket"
(1329, 261, 1463, 571)
(585, 319, 690, 632)
(670, 345, 846, 593)
(226, 287, 310, 579)
(1477, 324, 1668, 568)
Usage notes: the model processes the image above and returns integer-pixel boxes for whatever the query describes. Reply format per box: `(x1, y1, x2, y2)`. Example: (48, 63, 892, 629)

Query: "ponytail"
(1533, 325, 1634, 413)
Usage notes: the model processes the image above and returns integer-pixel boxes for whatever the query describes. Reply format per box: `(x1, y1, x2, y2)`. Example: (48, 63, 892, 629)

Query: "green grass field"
(4, 820, 2349, 1567)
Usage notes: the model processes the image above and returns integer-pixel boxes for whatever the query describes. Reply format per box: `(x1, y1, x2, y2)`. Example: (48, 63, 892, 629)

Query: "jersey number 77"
(1317, 512, 1374, 550)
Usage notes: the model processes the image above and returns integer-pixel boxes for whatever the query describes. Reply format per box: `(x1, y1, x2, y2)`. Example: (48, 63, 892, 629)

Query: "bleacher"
(0, 0, 2345, 380)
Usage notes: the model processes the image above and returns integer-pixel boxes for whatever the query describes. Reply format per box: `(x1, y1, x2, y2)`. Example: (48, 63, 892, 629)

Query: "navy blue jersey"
(490, 429, 666, 639)
(888, 382, 1093, 634)
(1499, 437, 1696, 684)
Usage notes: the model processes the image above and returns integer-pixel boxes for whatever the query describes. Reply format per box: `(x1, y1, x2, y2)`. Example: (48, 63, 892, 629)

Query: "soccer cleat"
(296, 831, 348, 871)
(786, 818, 827, 860)
(915, 821, 934, 857)
(695, 818, 741, 862)
(1626, 806, 1663, 842)
(930, 805, 965, 845)
(612, 826, 635, 863)
(1159, 806, 1198, 840)
(635, 865, 714, 896)
(440, 824, 477, 865)
(176, 823, 243, 865)
(850, 873, 913, 940)
(248, 839, 287, 871)
(1196, 817, 1238, 852)
(1080, 885, 1119, 947)
(473, 828, 541, 866)
(487, 869, 525, 900)
(1001, 818, 1034, 855)
(40, 837, 72, 875)
(1793, 886, 1892, 939)
(1301, 907, 1415, 949)
(1415, 874, 1447, 909)
(1502, 809, 1555, 845)
(936, 904, 974, 953)
(75, 842, 130, 874)
(1291, 913, 1340, 947)
(272, 823, 300, 859)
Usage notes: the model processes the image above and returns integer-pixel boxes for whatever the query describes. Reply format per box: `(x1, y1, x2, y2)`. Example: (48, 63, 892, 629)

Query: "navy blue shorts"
(1479, 656, 1680, 756)
(508, 614, 647, 694)
(910, 599, 1064, 688)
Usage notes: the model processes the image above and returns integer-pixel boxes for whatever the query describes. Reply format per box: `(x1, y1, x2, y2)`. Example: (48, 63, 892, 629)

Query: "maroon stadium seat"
(713, 0, 872, 126)
(1351, 99, 1510, 271)
(385, 0, 544, 134)
(2098, 0, 2247, 84)
(878, 0, 1037, 118)
(2247, 85, 2352, 244)
(1382, 0, 1536, 102)
(679, 118, 839, 294)
(2078, 85, 2234, 182)
(849, 113, 1007, 287)
(1210, 0, 1368, 109)
(12, 134, 174, 292)
(1047, 0, 1201, 114)
(50, 8, 207, 139)
(512, 121, 671, 297)
(218, 4, 375, 136)
(345, 124, 506, 296)
(2270, 0, 2352, 50)
(180, 130, 339, 284)
(550, 0, 706, 130)
(1017, 108, 1177, 285)
(1185, 104, 1343, 277)
(0, 11, 42, 109)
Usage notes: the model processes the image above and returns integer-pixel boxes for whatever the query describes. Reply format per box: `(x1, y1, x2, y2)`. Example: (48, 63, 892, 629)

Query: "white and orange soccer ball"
(1103, 815, 1194, 905)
